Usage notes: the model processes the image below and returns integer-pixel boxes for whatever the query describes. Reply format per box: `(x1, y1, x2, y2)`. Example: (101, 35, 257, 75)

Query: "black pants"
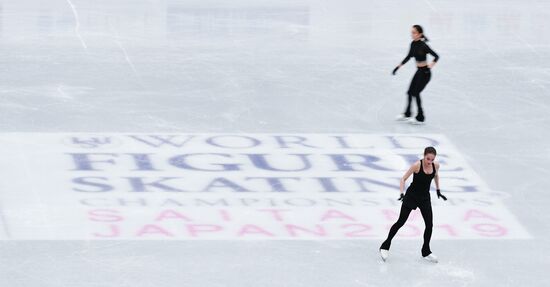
(404, 67, 431, 121)
(380, 203, 433, 257)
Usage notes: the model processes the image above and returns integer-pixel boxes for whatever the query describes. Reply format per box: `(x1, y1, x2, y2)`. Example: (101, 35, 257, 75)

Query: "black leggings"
(380, 203, 433, 257)
(404, 67, 431, 121)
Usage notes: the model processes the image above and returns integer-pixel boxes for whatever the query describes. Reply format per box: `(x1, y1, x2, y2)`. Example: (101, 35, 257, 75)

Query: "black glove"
(398, 193, 405, 201)
(392, 66, 399, 75)
(436, 189, 447, 201)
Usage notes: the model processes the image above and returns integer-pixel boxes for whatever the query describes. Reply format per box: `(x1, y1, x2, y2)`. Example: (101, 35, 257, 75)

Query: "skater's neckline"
(420, 160, 434, 175)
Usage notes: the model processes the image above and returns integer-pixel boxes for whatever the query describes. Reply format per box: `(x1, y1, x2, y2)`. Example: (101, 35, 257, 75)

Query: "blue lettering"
(73, 177, 113, 192)
(125, 177, 186, 192)
(128, 135, 196, 148)
(202, 177, 251, 192)
(329, 154, 392, 171)
(247, 154, 312, 171)
(68, 153, 117, 171)
(246, 177, 300, 192)
(206, 135, 261, 149)
(274, 136, 319, 149)
(169, 153, 241, 171)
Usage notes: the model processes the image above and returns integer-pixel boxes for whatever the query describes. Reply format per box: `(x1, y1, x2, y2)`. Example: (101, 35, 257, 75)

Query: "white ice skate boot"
(379, 249, 389, 261)
(395, 114, 411, 121)
(408, 118, 425, 125)
(423, 253, 438, 263)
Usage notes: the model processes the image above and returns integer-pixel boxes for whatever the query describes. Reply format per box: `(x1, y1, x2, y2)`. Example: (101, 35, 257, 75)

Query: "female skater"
(379, 147, 447, 263)
(393, 25, 439, 124)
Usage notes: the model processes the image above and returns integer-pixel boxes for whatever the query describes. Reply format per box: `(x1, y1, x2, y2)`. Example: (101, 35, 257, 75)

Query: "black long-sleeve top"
(401, 40, 439, 65)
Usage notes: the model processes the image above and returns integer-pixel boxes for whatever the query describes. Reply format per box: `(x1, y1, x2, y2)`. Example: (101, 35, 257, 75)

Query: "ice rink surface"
(1, 0, 550, 286)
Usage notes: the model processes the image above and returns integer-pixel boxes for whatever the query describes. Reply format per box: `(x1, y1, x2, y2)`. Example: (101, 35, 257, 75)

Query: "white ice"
(1, 0, 550, 286)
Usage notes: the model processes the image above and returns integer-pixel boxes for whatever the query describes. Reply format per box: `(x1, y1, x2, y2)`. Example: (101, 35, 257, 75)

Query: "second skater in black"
(393, 25, 439, 123)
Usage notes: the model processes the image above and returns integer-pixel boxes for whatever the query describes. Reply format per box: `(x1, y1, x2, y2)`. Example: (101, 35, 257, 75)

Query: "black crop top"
(401, 40, 439, 65)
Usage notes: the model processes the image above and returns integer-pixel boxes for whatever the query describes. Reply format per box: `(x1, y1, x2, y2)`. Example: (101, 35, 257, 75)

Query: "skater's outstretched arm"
(400, 43, 414, 65)
(393, 43, 413, 75)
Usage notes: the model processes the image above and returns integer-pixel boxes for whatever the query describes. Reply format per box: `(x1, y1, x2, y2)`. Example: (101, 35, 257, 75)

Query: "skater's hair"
(413, 25, 429, 42)
(424, 146, 437, 156)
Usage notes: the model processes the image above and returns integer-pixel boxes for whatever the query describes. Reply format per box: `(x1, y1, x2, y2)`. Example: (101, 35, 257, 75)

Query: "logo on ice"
(0, 134, 530, 240)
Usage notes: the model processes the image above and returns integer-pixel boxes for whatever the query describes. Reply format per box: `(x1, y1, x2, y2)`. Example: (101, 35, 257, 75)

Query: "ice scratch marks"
(513, 32, 541, 57)
(114, 40, 139, 77)
(435, 263, 475, 286)
(56, 84, 74, 100)
(66, 0, 88, 50)
(423, 0, 438, 12)
(108, 20, 140, 78)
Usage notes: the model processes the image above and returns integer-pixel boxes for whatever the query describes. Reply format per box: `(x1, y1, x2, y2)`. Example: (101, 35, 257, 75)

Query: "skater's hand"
(398, 193, 405, 201)
(428, 62, 435, 69)
(436, 189, 447, 201)
(392, 66, 399, 75)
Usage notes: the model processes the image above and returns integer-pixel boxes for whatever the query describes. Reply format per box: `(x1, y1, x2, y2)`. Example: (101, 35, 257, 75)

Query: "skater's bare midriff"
(416, 61, 428, 67)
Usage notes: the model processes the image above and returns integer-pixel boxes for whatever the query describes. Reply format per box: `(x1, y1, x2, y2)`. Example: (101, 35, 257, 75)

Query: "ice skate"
(408, 118, 425, 125)
(379, 249, 389, 261)
(396, 114, 411, 121)
(423, 253, 438, 263)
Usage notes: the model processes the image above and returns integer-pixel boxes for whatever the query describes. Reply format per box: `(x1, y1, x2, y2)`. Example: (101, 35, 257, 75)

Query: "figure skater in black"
(393, 25, 439, 124)
(379, 147, 447, 263)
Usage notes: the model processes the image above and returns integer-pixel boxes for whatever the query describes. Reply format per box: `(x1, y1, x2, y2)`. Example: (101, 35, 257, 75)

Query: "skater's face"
(423, 153, 436, 164)
(411, 27, 422, 41)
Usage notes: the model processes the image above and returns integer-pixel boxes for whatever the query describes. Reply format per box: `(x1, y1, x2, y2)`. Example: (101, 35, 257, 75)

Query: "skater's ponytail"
(413, 24, 429, 42)
(424, 146, 437, 156)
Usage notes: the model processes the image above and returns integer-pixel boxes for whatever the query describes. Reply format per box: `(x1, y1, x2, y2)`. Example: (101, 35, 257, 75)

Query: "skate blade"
(379, 249, 389, 262)
(395, 114, 411, 121)
(422, 255, 438, 263)
(409, 120, 425, 125)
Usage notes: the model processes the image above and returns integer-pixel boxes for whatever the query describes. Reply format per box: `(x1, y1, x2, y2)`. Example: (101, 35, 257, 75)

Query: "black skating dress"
(403, 160, 436, 210)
